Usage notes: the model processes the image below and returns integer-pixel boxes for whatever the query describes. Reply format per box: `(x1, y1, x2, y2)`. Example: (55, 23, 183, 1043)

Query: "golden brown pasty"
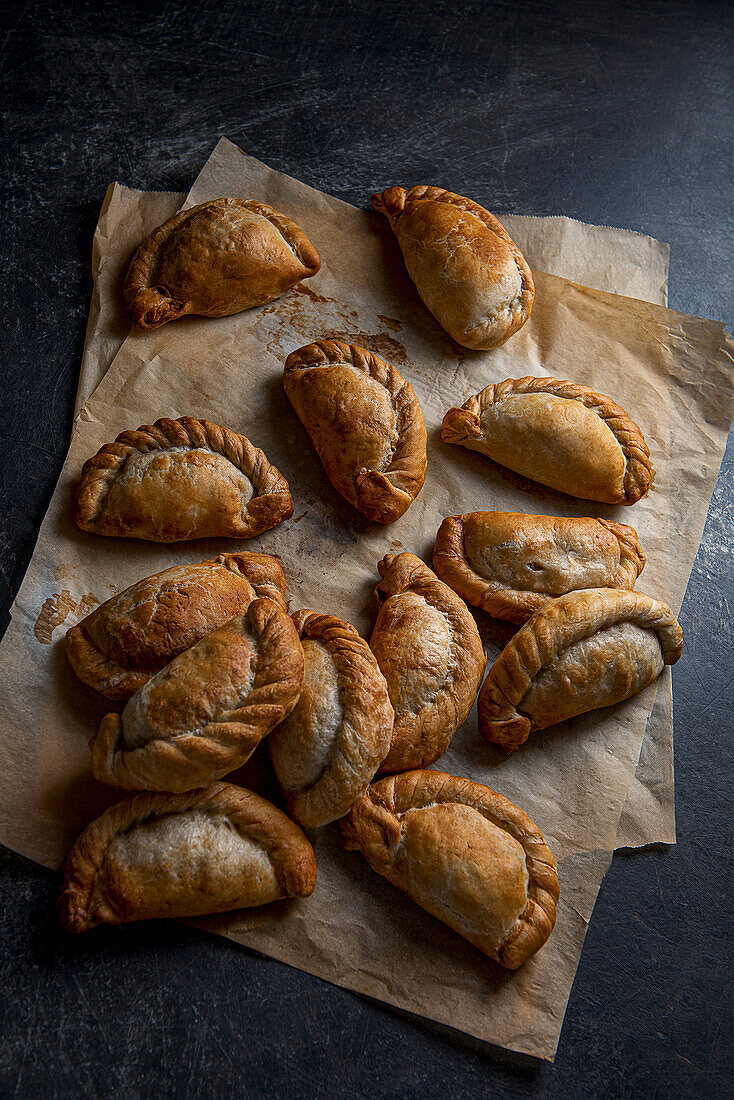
(372, 185, 534, 350)
(341, 770, 558, 969)
(369, 553, 486, 773)
(269, 609, 394, 828)
(90, 599, 304, 792)
(59, 782, 317, 932)
(124, 197, 321, 330)
(434, 511, 645, 624)
(65, 552, 287, 701)
(479, 588, 683, 752)
(442, 376, 653, 505)
(73, 416, 293, 542)
(283, 340, 427, 524)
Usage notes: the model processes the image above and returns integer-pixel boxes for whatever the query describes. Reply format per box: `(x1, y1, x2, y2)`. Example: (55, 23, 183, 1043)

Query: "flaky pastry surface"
(284, 340, 427, 524)
(73, 416, 293, 542)
(372, 185, 534, 350)
(59, 782, 316, 932)
(341, 770, 558, 969)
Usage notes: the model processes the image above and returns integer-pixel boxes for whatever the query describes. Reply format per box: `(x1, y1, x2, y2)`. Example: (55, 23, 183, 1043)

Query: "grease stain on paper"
(34, 591, 99, 644)
(324, 331, 410, 366)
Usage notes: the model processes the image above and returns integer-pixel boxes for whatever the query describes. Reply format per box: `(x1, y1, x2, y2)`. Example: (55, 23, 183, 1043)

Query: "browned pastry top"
(65, 552, 287, 700)
(73, 416, 293, 542)
(89, 598, 304, 792)
(59, 782, 317, 932)
(369, 552, 486, 773)
(283, 339, 427, 524)
(124, 197, 321, 330)
(441, 376, 654, 505)
(478, 587, 683, 751)
(372, 185, 534, 350)
(433, 511, 645, 623)
(341, 769, 559, 969)
(269, 608, 393, 828)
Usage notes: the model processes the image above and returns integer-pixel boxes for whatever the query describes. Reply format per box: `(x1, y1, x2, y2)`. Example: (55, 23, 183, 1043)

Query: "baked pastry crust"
(58, 782, 317, 932)
(73, 416, 293, 542)
(283, 340, 427, 524)
(478, 588, 683, 752)
(124, 197, 321, 330)
(341, 770, 558, 969)
(90, 599, 304, 792)
(269, 609, 394, 828)
(433, 511, 645, 624)
(372, 185, 534, 350)
(65, 552, 287, 701)
(441, 376, 653, 505)
(369, 553, 486, 773)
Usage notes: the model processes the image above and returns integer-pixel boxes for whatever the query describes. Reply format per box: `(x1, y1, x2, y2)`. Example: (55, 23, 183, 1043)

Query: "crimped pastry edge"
(478, 587, 683, 752)
(89, 598, 304, 792)
(441, 376, 654, 505)
(341, 769, 559, 969)
(123, 197, 320, 330)
(65, 552, 288, 701)
(432, 512, 646, 624)
(371, 552, 486, 773)
(283, 339, 427, 523)
(58, 781, 317, 932)
(371, 185, 534, 350)
(73, 415, 294, 541)
(270, 607, 393, 828)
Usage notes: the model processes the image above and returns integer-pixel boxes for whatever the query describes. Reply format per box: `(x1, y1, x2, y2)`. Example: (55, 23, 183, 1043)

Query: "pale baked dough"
(341, 770, 558, 969)
(73, 416, 293, 542)
(269, 609, 394, 828)
(90, 600, 304, 792)
(442, 376, 654, 504)
(124, 197, 321, 330)
(478, 588, 683, 751)
(283, 340, 427, 524)
(65, 553, 287, 701)
(369, 553, 486, 772)
(433, 511, 645, 623)
(58, 782, 317, 931)
(372, 185, 534, 350)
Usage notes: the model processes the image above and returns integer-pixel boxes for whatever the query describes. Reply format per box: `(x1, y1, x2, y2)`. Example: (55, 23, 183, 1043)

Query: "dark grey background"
(1, 1, 732, 1096)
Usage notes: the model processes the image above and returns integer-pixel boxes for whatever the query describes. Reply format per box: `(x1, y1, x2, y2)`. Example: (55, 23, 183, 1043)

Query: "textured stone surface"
(1, 0, 732, 1094)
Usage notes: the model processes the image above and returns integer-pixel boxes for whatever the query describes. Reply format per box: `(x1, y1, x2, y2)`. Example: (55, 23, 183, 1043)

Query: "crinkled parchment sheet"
(1, 140, 732, 1059)
(73, 168, 675, 850)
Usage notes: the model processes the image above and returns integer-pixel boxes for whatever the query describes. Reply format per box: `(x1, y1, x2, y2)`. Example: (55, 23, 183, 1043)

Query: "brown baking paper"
(1, 140, 732, 1059)
(73, 175, 676, 849)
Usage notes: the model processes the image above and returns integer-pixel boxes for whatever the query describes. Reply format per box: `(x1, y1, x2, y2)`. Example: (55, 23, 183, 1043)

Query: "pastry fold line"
(59, 782, 317, 932)
(478, 587, 683, 752)
(90, 598, 304, 792)
(433, 512, 646, 624)
(270, 608, 393, 828)
(124, 197, 321, 330)
(442, 375, 654, 505)
(284, 339, 427, 524)
(341, 769, 559, 969)
(372, 185, 534, 350)
(73, 415, 293, 541)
